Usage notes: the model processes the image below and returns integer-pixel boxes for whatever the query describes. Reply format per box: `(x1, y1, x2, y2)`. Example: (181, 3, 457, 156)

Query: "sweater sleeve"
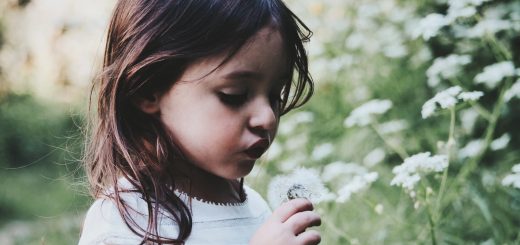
(78, 198, 143, 245)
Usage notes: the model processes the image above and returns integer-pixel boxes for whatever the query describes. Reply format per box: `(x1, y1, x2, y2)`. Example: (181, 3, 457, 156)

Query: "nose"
(248, 98, 278, 135)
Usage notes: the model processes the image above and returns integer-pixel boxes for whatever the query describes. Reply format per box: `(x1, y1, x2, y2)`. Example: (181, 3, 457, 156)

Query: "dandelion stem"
(370, 123, 409, 160)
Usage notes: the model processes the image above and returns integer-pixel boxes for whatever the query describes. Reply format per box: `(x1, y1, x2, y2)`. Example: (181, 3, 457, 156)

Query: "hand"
(250, 198, 321, 245)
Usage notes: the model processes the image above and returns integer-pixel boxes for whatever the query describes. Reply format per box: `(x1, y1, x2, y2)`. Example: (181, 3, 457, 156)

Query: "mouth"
(244, 138, 270, 159)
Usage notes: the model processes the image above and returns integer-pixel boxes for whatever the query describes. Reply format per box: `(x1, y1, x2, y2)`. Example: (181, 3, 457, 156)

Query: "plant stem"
(370, 123, 409, 160)
(427, 206, 438, 245)
(454, 79, 510, 185)
(434, 107, 455, 219)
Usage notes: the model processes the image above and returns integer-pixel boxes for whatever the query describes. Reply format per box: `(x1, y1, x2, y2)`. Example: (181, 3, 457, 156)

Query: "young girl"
(79, 0, 320, 244)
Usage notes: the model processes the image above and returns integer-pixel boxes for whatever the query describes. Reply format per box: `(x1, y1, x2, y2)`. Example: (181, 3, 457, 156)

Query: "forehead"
(179, 26, 290, 83)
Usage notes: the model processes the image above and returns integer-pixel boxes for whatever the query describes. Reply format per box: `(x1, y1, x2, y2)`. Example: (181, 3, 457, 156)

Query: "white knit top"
(78, 180, 272, 245)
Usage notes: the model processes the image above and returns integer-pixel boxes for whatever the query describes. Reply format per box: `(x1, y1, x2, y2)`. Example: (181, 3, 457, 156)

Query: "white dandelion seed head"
(267, 168, 333, 208)
(344, 99, 393, 127)
(474, 61, 516, 89)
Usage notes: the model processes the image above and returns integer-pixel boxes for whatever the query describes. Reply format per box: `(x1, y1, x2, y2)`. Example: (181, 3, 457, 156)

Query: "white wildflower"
(321, 162, 368, 182)
(465, 18, 513, 38)
(504, 79, 520, 102)
(502, 164, 520, 189)
(344, 99, 393, 127)
(458, 139, 484, 159)
(490, 133, 510, 151)
(421, 86, 463, 118)
(446, 0, 491, 22)
(267, 168, 333, 208)
(412, 13, 449, 40)
(426, 54, 472, 87)
(458, 91, 484, 101)
(475, 61, 516, 89)
(363, 148, 386, 167)
(279, 155, 306, 173)
(390, 152, 448, 192)
(311, 143, 334, 161)
(378, 119, 409, 134)
(460, 108, 479, 133)
(374, 204, 384, 215)
(266, 141, 282, 161)
(336, 172, 379, 203)
(278, 111, 314, 135)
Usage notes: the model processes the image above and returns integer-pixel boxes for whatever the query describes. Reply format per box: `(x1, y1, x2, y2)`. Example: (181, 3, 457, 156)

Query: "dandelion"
(390, 152, 448, 192)
(336, 172, 379, 203)
(474, 61, 516, 89)
(344, 99, 393, 127)
(426, 54, 472, 87)
(267, 168, 333, 208)
(490, 133, 510, 151)
(412, 13, 449, 40)
(502, 164, 520, 189)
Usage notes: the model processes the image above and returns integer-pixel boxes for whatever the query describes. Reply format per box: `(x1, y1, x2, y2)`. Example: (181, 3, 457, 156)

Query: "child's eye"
(218, 92, 248, 107)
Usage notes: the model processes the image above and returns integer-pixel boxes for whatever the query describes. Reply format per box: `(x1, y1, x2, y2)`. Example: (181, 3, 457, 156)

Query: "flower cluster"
(421, 86, 484, 118)
(344, 99, 393, 127)
(390, 152, 448, 193)
(502, 164, 520, 189)
(474, 61, 517, 89)
(426, 54, 472, 87)
(336, 172, 379, 203)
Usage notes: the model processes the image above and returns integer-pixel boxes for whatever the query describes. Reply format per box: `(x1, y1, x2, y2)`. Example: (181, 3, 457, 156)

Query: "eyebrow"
(222, 70, 264, 81)
(222, 70, 291, 82)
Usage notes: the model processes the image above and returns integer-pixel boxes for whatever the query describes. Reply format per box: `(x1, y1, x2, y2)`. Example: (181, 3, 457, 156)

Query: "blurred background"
(0, 0, 519, 244)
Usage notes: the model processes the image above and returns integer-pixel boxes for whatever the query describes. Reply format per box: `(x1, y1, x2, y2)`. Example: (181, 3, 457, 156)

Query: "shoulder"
(244, 185, 272, 215)
(78, 195, 144, 245)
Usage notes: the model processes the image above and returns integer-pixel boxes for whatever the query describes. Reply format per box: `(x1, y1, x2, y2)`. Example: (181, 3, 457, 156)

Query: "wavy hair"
(84, 0, 313, 243)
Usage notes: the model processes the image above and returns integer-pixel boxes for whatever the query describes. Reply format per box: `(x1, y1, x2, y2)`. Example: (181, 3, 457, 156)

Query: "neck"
(174, 161, 244, 204)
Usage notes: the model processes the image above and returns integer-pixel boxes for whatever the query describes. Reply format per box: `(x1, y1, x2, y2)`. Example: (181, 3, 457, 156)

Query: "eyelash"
(218, 92, 248, 107)
(217, 90, 283, 108)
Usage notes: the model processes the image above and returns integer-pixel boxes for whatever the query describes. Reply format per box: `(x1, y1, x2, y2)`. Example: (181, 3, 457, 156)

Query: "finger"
(272, 198, 314, 222)
(285, 210, 321, 235)
(296, 229, 321, 245)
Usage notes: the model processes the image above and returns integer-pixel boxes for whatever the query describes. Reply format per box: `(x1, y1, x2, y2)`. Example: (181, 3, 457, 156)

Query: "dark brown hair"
(84, 0, 313, 243)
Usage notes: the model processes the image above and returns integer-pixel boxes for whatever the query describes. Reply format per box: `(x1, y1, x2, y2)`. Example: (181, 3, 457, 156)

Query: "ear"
(136, 93, 160, 114)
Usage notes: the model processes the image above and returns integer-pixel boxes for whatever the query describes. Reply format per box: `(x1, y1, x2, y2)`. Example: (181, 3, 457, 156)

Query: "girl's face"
(156, 26, 287, 180)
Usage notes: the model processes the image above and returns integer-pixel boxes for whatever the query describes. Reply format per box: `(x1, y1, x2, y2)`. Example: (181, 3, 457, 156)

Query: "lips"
(244, 138, 270, 159)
